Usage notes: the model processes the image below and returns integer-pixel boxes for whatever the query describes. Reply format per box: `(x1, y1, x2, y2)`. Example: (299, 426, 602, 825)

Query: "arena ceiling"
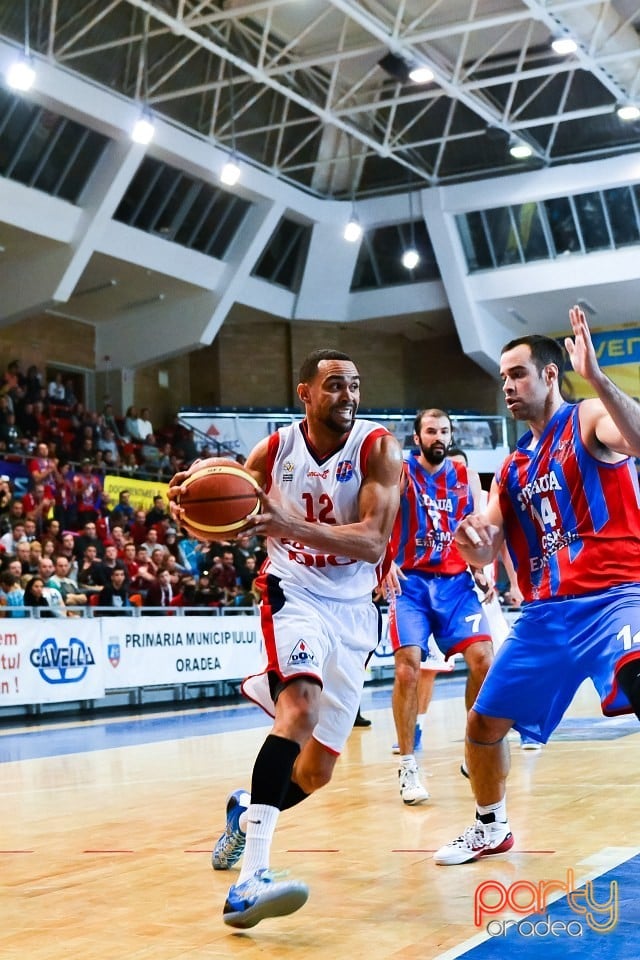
(1, 0, 640, 199)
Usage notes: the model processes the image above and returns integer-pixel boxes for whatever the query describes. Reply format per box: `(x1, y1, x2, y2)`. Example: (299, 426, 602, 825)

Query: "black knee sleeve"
(250, 734, 300, 809)
(616, 660, 640, 720)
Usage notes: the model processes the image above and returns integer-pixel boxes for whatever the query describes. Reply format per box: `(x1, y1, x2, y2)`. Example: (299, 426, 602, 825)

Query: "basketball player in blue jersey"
(384, 410, 494, 803)
(434, 305, 640, 865)
(170, 349, 402, 927)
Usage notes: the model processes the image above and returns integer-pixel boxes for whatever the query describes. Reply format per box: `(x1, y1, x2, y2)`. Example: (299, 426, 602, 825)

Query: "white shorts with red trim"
(242, 576, 378, 754)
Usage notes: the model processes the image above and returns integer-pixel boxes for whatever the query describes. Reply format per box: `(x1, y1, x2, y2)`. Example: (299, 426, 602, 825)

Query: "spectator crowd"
(0, 359, 264, 618)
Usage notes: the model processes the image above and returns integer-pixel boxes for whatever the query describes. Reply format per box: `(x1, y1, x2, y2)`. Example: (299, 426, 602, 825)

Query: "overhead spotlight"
(132, 111, 155, 145)
(220, 158, 241, 186)
(402, 248, 420, 270)
(617, 104, 640, 122)
(408, 65, 434, 84)
(378, 51, 411, 83)
(6, 57, 35, 92)
(343, 217, 362, 243)
(551, 37, 578, 55)
(509, 141, 533, 159)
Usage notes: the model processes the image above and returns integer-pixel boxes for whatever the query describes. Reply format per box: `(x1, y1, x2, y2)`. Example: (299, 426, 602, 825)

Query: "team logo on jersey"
(335, 459, 354, 482)
(287, 639, 319, 667)
(282, 460, 295, 482)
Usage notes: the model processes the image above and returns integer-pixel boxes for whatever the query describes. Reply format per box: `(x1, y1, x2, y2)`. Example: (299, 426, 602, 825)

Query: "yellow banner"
(556, 325, 640, 402)
(104, 475, 170, 512)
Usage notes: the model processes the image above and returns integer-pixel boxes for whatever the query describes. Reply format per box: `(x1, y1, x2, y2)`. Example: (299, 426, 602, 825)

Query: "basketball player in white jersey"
(170, 350, 402, 929)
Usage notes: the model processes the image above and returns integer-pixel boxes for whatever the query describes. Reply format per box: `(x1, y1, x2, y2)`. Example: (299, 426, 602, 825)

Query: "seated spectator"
(143, 527, 166, 557)
(102, 402, 122, 440)
(0, 521, 27, 556)
(28, 540, 43, 574)
(129, 509, 149, 547)
(120, 451, 140, 477)
(191, 571, 225, 608)
(140, 435, 161, 474)
(129, 545, 156, 597)
(57, 532, 79, 578)
(1, 498, 25, 535)
(96, 543, 126, 587)
(4, 556, 28, 584)
(237, 554, 258, 593)
(41, 517, 62, 549)
(48, 555, 88, 607)
(109, 525, 127, 557)
(210, 549, 238, 601)
(157, 443, 181, 480)
(63, 378, 78, 409)
(161, 554, 186, 590)
(97, 427, 119, 459)
(0, 412, 23, 453)
(145, 495, 168, 529)
(110, 490, 135, 530)
(74, 520, 105, 561)
(123, 406, 142, 442)
(76, 544, 105, 596)
(15, 540, 33, 573)
(137, 407, 154, 441)
(23, 576, 56, 618)
(144, 569, 174, 611)
(96, 567, 131, 615)
(38, 557, 67, 617)
(121, 542, 139, 583)
(0, 570, 26, 618)
(24, 365, 44, 404)
(47, 372, 66, 404)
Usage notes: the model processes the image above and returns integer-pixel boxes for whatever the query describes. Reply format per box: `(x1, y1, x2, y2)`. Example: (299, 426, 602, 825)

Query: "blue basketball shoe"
(212, 789, 250, 870)
(392, 724, 422, 754)
(223, 869, 309, 928)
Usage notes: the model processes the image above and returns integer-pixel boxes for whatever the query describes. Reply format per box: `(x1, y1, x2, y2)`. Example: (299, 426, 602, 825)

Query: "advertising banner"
(101, 615, 264, 688)
(0, 619, 105, 706)
(103, 475, 169, 512)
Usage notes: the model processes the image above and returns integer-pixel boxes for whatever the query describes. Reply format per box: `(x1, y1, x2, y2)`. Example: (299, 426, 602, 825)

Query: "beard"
(420, 441, 447, 465)
(324, 405, 357, 434)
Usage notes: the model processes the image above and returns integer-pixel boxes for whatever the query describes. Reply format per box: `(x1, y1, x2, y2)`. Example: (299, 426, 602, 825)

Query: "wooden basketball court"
(3, 676, 639, 960)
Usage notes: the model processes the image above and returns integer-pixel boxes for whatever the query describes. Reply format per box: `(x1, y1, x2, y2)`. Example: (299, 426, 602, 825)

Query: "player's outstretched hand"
(565, 304, 601, 384)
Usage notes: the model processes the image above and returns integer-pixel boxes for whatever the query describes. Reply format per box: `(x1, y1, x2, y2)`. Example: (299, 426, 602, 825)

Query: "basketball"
(174, 459, 261, 538)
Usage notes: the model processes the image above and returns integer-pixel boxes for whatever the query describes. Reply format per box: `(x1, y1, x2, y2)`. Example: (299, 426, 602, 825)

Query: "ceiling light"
(617, 104, 640, 122)
(551, 37, 577, 55)
(402, 249, 420, 270)
(132, 112, 155, 145)
(6, 57, 35, 92)
(343, 218, 362, 243)
(220, 158, 241, 186)
(408, 65, 434, 84)
(509, 141, 533, 159)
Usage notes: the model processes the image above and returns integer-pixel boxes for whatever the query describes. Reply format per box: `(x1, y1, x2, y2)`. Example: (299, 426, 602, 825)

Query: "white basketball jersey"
(264, 418, 390, 599)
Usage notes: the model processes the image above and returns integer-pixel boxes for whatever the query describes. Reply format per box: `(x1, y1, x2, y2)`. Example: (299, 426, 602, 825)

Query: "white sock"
(237, 804, 280, 884)
(416, 714, 426, 730)
(477, 798, 507, 823)
(399, 754, 415, 766)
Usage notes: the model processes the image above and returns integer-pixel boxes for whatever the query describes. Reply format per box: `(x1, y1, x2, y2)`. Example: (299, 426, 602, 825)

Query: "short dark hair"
(447, 445, 468, 464)
(298, 349, 352, 384)
(501, 335, 565, 377)
(413, 408, 451, 435)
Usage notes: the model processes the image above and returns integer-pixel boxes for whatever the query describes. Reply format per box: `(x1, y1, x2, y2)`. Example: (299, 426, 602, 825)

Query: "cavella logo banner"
(0, 620, 105, 705)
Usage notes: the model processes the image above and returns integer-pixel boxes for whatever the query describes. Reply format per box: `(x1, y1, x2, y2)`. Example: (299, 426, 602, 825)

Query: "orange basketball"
(175, 459, 261, 539)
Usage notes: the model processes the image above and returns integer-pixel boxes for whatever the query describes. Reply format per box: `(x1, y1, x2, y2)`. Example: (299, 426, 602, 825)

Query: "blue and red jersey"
(391, 453, 473, 575)
(498, 401, 640, 602)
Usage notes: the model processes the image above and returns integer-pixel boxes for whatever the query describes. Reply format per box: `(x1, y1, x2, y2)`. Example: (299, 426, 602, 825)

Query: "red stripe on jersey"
(359, 427, 389, 476)
(264, 431, 280, 494)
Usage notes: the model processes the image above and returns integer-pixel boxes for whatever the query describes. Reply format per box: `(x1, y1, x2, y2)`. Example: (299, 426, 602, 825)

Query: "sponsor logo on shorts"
(287, 639, 319, 667)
